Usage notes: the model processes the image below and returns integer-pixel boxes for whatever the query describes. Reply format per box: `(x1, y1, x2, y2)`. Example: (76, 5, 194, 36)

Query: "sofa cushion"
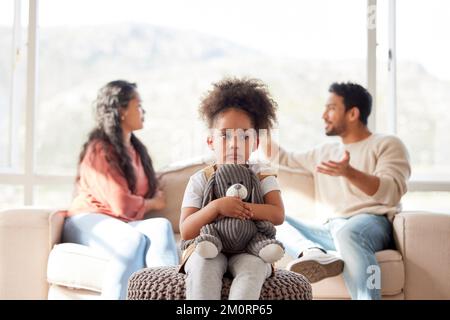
(276, 168, 316, 220)
(311, 249, 404, 299)
(48, 284, 102, 300)
(0, 208, 57, 299)
(146, 159, 209, 233)
(47, 243, 109, 293)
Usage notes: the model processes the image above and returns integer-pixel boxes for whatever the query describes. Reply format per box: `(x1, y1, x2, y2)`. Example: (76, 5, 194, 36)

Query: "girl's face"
(120, 91, 145, 132)
(207, 108, 258, 165)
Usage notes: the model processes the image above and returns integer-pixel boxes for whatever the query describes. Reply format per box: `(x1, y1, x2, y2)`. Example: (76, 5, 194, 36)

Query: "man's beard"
(325, 122, 346, 136)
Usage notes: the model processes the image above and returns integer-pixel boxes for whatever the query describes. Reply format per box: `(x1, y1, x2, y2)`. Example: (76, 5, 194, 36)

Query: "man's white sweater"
(275, 133, 411, 222)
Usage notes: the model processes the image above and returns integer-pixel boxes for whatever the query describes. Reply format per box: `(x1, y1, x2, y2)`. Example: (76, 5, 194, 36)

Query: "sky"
(1, 0, 449, 80)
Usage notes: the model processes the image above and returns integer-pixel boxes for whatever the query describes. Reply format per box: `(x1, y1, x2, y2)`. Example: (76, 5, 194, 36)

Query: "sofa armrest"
(49, 210, 66, 249)
(0, 207, 64, 299)
(393, 211, 450, 299)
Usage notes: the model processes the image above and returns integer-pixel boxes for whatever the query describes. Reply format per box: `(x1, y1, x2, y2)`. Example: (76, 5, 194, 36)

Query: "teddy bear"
(182, 164, 285, 263)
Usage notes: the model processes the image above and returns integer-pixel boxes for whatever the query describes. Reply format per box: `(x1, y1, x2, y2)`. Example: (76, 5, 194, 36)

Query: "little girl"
(179, 77, 285, 300)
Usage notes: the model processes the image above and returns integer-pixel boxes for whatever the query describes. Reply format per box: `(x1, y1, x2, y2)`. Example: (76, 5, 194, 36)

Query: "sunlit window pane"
(0, 1, 14, 169)
(36, 0, 366, 174)
(397, 0, 450, 180)
(0, 0, 28, 174)
(34, 184, 75, 208)
(0, 185, 23, 207)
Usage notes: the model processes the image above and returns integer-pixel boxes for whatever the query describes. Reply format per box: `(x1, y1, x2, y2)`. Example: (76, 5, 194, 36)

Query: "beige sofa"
(1, 158, 450, 300)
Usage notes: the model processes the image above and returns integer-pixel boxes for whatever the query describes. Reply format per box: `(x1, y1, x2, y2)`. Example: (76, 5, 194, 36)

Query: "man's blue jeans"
(276, 213, 393, 300)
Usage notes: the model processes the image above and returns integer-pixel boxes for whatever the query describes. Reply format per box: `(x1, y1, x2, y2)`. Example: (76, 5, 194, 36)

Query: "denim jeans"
(276, 213, 393, 300)
(63, 212, 179, 300)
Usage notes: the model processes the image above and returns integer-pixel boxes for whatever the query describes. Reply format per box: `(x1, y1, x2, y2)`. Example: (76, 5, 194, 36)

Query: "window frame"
(0, 0, 449, 206)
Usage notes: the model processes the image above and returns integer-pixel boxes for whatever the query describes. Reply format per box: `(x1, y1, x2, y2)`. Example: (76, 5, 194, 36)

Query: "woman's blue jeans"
(63, 212, 179, 300)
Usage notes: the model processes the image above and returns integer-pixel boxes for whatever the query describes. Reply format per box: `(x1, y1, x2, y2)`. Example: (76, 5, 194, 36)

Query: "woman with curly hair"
(64, 80, 179, 300)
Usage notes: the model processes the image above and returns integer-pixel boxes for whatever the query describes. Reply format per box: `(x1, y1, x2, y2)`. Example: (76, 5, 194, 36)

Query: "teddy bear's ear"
(202, 172, 216, 207)
(250, 173, 264, 204)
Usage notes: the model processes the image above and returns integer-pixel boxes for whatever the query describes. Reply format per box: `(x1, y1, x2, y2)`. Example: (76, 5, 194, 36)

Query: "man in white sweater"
(270, 82, 411, 300)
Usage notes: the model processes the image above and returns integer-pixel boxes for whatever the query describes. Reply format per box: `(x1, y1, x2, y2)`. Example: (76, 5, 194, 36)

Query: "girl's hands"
(212, 197, 253, 220)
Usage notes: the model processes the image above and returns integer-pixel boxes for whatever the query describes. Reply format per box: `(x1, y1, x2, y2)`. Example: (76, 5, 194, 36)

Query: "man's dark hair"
(199, 77, 277, 130)
(328, 82, 372, 125)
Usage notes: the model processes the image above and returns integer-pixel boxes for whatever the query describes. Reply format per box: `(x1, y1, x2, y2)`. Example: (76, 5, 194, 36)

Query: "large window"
(30, 0, 366, 206)
(0, 0, 28, 207)
(0, 1, 14, 169)
(376, 0, 450, 180)
(36, 0, 366, 173)
(396, 0, 450, 181)
(396, 0, 450, 212)
(1, 0, 449, 212)
(375, 0, 450, 212)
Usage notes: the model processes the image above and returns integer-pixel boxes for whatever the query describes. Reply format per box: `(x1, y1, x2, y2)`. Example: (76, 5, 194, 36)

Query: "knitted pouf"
(127, 266, 312, 300)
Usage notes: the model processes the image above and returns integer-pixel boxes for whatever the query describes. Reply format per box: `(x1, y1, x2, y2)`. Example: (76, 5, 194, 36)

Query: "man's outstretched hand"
(317, 150, 380, 196)
(317, 150, 351, 177)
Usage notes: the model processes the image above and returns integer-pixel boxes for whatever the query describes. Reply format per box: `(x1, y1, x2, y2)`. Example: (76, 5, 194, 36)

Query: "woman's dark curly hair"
(199, 77, 278, 130)
(76, 80, 158, 198)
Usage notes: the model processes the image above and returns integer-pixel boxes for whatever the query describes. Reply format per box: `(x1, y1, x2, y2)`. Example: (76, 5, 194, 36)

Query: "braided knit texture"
(127, 266, 312, 300)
